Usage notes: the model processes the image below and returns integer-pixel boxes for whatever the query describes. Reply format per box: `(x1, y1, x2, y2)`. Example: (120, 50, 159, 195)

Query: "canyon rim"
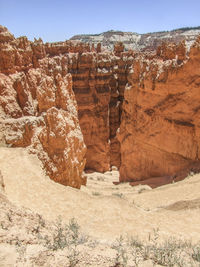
(1, 22, 200, 267)
(1, 0, 200, 265)
(1, 25, 200, 188)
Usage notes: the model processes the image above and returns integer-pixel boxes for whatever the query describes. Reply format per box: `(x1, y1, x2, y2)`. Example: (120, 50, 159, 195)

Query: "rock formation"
(67, 45, 133, 171)
(118, 37, 200, 187)
(1, 25, 200, 188)
(0, 26, 86, 188)
(70, 27, 200, 51)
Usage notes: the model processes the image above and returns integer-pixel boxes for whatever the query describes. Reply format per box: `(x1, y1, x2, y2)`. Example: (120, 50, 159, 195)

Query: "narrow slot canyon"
(69, 42, 132, 173)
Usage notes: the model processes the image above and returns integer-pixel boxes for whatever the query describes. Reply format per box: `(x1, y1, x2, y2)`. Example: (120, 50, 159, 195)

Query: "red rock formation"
(67, 45, 133, 172)
(0, 25, 133, 178)
(1, 25, 200, 189)
(118, 37, 200, 187)
(0, 26, 86, 188)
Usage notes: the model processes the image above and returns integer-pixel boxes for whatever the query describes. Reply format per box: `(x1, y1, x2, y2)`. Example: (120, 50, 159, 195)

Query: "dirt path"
(1, 147, 200, 243)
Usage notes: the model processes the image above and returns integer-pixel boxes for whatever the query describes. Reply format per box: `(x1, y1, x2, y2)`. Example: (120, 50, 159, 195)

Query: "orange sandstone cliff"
(68, 44, 133, 172)
(1, 25, 200, 189)
(118, 38, 200, 187)
(0, 26, 86, 188)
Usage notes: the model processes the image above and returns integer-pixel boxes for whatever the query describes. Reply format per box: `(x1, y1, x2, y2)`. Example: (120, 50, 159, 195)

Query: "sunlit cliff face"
(1, 25, 200, 189)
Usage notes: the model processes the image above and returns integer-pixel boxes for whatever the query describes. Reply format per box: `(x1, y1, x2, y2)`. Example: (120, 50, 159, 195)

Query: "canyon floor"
(1, 147, 200, 266)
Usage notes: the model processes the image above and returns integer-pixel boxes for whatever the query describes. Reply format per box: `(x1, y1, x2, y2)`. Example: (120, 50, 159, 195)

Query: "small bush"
(192, 245, 200, 262)
(150, 243, 183, 266)
(38, 217, 84, 266)
(112, 235, 128, 267)
(67, 218, 81, 267)
(37, 214, 45, 227)
(128, 236, 145, 266)
(41, 216, 69, 251)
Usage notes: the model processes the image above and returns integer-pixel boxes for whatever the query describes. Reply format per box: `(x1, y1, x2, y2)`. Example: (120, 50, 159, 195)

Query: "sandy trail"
(1, 147, 200, 243)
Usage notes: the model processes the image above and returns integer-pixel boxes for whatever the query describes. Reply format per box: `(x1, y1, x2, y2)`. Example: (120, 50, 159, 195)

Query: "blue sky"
(1, 0, 200, 42)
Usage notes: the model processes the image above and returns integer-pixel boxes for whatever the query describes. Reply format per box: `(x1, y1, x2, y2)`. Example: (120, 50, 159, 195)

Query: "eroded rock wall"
(67, 46, 133, 172)
(1, 25, 200, 188)
(118, 37, 200, 186)
(0, 26, 86, 188)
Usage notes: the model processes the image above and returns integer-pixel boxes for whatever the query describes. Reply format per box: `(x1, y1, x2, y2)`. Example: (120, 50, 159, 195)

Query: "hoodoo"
(0, 26, 86, 189)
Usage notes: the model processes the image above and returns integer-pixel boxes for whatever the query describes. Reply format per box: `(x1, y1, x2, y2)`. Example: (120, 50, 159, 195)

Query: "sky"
(0, 0, 200, 42)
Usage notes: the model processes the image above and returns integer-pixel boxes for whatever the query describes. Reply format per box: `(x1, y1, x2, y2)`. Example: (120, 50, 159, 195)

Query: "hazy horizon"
(1, 0, 200, 42)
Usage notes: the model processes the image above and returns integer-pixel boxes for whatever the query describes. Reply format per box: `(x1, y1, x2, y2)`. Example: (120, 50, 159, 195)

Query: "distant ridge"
(72, 26, 200, 37)
(70, 26, 200, 51)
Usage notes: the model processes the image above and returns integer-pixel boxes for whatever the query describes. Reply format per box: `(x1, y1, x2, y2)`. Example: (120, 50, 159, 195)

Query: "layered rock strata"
(0, 26, 86, 188)
(1, 25, 200, 188)
(71, 27, 200, 51)
(68, 43, 133, 171)
(118, 37, 200, 186)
